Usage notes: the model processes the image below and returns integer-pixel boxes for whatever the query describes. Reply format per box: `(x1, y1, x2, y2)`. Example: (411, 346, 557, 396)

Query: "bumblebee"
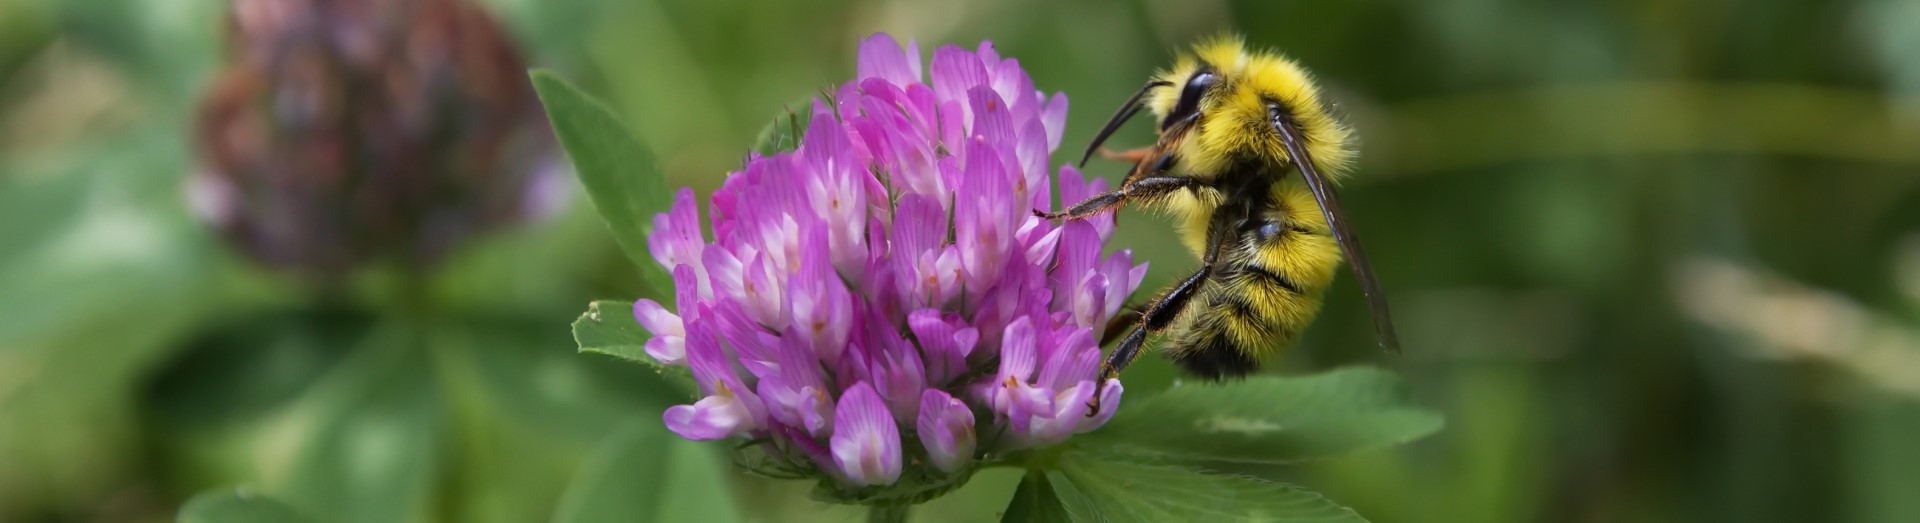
(1040, 35, 1401, 414)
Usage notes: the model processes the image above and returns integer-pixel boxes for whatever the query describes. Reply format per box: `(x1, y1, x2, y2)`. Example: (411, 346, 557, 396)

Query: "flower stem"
(868, 502, 911, 523)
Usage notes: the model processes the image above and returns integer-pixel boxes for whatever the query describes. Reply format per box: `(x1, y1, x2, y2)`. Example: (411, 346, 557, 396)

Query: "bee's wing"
(1274, 117, 1403, 354)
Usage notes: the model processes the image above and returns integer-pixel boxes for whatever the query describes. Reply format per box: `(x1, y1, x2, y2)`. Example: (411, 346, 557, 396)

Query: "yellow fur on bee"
(1121, 34, 1374, 375)
(1141, 36, 1356, 264)
(1233, 182, 1342, 350)
(1165, 190, 1217, 255)
(1145, 35, 1355, 185)
(1257, 179, 1340, 277)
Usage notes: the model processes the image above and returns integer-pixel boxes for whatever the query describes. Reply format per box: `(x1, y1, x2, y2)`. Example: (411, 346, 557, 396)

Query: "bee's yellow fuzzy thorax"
(1145, 35, 1355, 182)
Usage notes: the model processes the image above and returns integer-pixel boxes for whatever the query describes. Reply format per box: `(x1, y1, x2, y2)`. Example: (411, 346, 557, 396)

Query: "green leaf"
(427, 315, 687, 523)
(178, 488, 317, 523)
(52, 0, 222, 98)
(455, 312, 684, 432)
(1083, 367, 1443, 465)
(552, 420, 742, 523)
(572, 300, 652, 363)
(1000, 470, 1074, 523)
(529, 70, 674, 295)
(0, 124, 228, 511)
(1044, 469, 1103, 520)
(1058, 450, 1365, 523)
(275, 327, 443, 523)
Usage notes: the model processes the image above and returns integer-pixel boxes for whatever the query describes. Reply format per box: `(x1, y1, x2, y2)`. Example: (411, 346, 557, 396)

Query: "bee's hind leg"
(1086, 216, 1231, 417)
(1089, 266, 1209, 417)
(1099, 305, 1144, 347)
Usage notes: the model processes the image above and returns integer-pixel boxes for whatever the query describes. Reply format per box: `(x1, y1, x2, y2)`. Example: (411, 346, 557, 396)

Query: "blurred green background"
(3, 0, 1918, 521)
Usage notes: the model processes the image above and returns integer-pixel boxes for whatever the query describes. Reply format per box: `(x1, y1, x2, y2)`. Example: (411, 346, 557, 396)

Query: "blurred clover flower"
(632, 34, 1146, 499)
(191, 0, 557, 279)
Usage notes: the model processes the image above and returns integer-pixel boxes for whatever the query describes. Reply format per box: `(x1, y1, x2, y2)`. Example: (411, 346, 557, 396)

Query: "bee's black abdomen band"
(1239, 264, 1304, 295)
(1168, 338, 1259, 380)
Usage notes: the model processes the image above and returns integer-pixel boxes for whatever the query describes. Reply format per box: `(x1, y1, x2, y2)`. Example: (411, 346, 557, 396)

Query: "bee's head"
(1145, 35, 1243, 130)
(1145, 36, 1355, 176)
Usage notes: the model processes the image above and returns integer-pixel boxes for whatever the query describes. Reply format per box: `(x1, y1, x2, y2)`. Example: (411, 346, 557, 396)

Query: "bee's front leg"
(1033, 175, 1202, 221)
(1097, 146, 1155, 164)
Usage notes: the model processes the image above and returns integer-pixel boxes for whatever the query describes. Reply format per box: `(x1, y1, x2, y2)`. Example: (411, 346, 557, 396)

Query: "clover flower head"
(633, 33, 1147, 500)
(191, 0, 555, 278)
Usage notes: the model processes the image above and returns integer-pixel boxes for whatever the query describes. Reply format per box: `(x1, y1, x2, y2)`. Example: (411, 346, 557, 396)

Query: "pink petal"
(702, 245, 745, 303)
(830, 383, 902, 487)
(644, 337, 685, 366)
(998, 316, 1038, 382)
(967, 87, 1015, 145)
(1016, 120, 1052, 211)
(1004, 379, 1055, 425)
(904, 39, 924, 82)
(1040, 92, 1068, 151)
(937, 101, 968, 157)
(990, 58, 1035, 121)
(647, 189, 706, 279)
(1073, 276, 1109, 328)
(1053, 221, 1100, 286)
(976, 41, 1000, 67)
(856, 33, 918, 87)
(916, 389, 976, 473)
(890, 194, 945, 258)
(742, 252, 787, 330)
(1079, 379, 1125, 432)
(1038, 328, 1099, 391)
(670, 264, 704, 323)
(632, 299, 683, 336)
(874, 345, 926, 423)
(664, 394, 754, 440)
(711, 301, 780, 379)
(902, 83, 941, 138)
(1023, 381, 1097, 445)
(930, 45, 988, 109)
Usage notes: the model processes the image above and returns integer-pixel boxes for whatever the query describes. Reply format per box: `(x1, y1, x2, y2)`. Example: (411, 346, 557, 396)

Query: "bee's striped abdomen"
(1162, 183, 1342, 379)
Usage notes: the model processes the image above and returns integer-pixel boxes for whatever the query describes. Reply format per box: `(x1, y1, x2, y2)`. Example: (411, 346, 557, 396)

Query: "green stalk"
(868, 502, 911, 523)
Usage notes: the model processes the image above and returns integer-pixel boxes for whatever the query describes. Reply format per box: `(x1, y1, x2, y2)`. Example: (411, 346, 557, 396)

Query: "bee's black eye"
(1163, 71, 1217, 130)
(1181, 72, 1218, 104)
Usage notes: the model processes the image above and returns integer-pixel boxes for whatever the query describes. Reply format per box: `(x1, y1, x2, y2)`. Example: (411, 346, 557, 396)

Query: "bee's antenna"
(1079, 80, 1171, 168)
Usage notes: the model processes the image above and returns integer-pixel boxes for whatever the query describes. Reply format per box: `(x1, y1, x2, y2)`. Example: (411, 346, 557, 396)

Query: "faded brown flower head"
(192, 0, 553, 279)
